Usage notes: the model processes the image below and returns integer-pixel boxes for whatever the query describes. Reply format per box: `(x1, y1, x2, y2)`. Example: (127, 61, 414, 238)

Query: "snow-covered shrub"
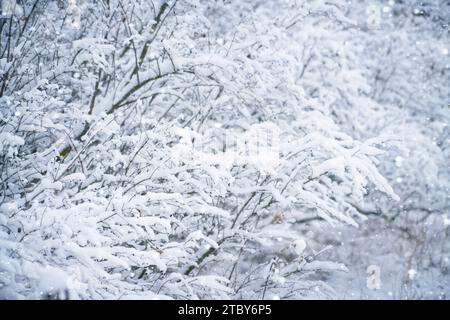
(1, 0, 446, 299)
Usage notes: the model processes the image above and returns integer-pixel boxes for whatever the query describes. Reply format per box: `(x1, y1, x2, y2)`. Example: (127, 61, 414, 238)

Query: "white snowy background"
(0, 0, 449, 299)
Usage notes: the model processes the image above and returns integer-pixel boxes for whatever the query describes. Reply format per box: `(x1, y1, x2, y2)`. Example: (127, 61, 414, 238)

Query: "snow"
(0, 0, 448, 300)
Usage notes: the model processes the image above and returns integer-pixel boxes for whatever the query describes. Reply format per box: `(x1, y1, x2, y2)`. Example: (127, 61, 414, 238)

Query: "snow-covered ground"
(324, 217, 450, 299)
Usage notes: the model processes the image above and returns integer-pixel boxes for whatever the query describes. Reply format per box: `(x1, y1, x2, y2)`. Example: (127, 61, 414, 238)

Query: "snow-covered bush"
(0, 0, 447, 299)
